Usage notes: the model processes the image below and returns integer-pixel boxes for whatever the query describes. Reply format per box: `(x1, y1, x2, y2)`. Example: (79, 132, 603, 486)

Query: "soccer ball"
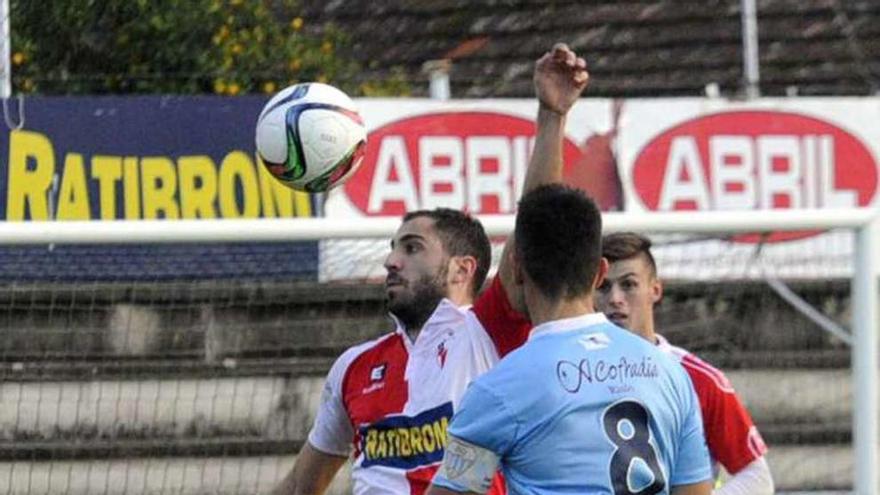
(255, 82, 367, 192)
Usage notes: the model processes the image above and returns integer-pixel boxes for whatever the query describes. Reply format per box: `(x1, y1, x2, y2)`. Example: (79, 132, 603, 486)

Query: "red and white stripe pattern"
(308, 278, 530, 495)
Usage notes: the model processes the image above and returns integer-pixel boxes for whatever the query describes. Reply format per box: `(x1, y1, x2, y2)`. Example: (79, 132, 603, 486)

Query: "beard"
(386, 267, 448, 333)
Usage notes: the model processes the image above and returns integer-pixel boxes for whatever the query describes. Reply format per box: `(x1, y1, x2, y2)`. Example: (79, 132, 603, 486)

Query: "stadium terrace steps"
(0, 455, 312, 495)
(0, 279, 850, 358)
(0, 279, 861, 492)
(0, 356, 335, 380)
(0, 438, 303, 462)
(0, 366, 865, 444)
(0, 364, 870, 492)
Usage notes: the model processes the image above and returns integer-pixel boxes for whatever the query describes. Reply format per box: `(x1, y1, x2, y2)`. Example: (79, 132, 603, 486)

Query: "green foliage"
(10, 0, 410, 96)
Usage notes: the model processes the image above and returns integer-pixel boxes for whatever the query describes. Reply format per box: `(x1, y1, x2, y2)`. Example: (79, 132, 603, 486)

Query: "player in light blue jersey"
(428, 184, 712, 495)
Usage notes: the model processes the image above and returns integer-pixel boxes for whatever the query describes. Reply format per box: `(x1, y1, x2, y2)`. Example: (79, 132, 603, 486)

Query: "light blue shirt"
(433, 313, 712, 494)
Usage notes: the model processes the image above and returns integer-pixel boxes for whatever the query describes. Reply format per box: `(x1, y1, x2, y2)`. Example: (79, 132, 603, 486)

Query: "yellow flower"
(231, 43, 243, 55)
(263, 81, 277, 94)
(214, 79, 227, 94)
(227, 83, 241, 95)
(11, 52, 25, 66)
(288, 58, 301, 71)
(321, 41, 333, 54)
(291, 17, 304, 31)
(214, 25, 229, 44)
(22, 78, 34, 91)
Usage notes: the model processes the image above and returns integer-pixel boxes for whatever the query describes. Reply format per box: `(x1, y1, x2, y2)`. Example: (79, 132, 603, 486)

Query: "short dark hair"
(602, 232, 657, 277)
(514, 184, 603, 300)
(402, 208, 491, 297)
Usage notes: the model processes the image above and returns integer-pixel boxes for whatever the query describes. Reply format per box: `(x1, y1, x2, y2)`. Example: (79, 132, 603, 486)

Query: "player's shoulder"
(604, 324, 682, 367)
(340, 330, 400, 360)
(598, 330, 697, 397)
(499, 318, 645, 370)
(329, 331, 403, 378)
(470, 326, 549, 392)
(470, 276, 518, 326)
(429, 298, 476, 331)
(656, 334, 735, 393)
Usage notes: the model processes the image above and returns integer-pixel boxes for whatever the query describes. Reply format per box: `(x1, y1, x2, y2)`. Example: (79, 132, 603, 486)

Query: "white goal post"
(0, 207, 877, 494)
(0, 209, 875, 244)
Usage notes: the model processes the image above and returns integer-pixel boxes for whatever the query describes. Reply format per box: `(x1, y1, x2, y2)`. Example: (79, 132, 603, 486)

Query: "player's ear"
(449, 255, 477, 286)
(593, 257, 609, 290)
(651, 276, 663, 304)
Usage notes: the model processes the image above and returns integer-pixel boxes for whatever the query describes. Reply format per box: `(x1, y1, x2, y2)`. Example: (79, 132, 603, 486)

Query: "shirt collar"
(528, 312, 609, 341)
(654, 333, 670, 349)
(391, 298, 470, 344)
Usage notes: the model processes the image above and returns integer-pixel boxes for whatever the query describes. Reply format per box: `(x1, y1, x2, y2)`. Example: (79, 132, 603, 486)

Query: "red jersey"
(657, 334, 768, 474)
(308, 277, 529, 495)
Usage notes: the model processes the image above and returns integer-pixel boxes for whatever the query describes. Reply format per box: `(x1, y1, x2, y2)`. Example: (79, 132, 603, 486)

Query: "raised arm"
(524, 43, 589, 191)
(497, 43, 590, 311)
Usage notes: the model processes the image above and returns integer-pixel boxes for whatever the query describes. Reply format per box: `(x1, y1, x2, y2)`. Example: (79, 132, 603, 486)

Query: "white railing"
(0, 208, 875, 243)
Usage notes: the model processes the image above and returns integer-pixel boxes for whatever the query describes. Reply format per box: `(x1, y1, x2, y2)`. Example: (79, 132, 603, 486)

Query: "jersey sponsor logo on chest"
(359, 401, 452, 469)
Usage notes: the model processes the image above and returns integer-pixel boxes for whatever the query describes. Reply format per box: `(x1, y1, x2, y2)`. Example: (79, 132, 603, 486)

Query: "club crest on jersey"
(437, 342, 448, 368)
(359, 402, 453, 469)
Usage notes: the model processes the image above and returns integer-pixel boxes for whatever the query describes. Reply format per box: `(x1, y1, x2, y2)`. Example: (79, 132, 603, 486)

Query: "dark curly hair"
(514, 184, 603, 300)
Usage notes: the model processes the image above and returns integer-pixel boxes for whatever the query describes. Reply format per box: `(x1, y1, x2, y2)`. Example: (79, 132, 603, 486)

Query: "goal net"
(0, 211, 876, 494)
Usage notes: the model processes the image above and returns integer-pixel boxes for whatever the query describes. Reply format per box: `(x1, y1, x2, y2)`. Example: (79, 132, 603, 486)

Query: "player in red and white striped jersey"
(596, 232, 774, 495)
(271, 43, 590, 495)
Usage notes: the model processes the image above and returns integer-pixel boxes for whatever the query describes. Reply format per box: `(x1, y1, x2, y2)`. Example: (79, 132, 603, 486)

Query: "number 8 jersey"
(433, 313, 712, 495)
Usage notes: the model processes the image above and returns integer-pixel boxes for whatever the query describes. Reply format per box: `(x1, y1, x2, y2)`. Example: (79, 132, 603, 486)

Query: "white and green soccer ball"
(255, 82, 367, 192)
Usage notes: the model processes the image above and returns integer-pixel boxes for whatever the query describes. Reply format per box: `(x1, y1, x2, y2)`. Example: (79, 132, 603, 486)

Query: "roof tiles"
(304, 0, 880, 96)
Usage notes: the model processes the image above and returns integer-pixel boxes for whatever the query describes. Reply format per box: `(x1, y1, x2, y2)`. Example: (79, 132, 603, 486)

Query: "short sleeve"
(471, 277, 531, 358)
(447, 380, 519, 456)
(307, 351, 356, 457)
(670, 377, 713, 486)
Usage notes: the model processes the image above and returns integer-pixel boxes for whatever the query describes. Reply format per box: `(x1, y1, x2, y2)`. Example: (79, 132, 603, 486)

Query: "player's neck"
(446, 285, 473, 308)
(404, 327, 421, 343)
(640, 320, 658, 344)
(399, 294, 474, 344)
(527, 294, 596, 327)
